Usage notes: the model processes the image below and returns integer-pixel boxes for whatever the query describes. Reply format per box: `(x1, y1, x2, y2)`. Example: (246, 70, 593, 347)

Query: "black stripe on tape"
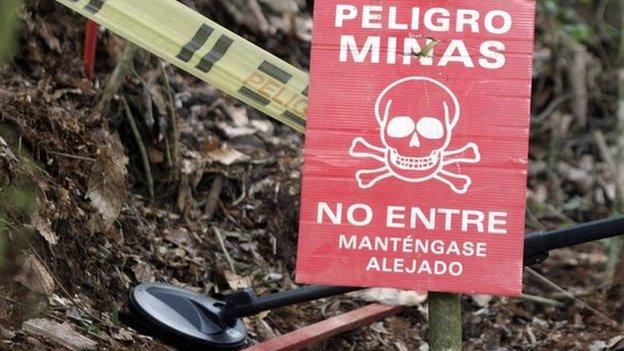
(259, 61, 292, 84)
(196, 35, 234, 73)
(176, 24, 214, 63)
(84, 0, 106, 13)
(238, 87, 271, 106)
(282, 110, 306, 128)
(302, 86, 309, 97)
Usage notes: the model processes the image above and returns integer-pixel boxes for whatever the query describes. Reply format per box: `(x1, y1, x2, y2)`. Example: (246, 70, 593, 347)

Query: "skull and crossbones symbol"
(349, 76, 481, 194)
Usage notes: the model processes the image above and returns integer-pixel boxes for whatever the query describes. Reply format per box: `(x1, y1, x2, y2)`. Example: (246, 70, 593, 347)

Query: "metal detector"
(130, 216, 624, 350)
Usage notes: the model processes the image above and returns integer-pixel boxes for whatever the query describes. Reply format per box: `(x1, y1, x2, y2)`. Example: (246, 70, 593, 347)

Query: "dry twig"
(47, 151, 96, 163)
(92, 43, 140, 121)
(525, 267, 614, 324)
(204, 174, 225, 221)
(160, 62, 180, 180)
(519, 293, 564, 307)
(213, 226, 237, 273)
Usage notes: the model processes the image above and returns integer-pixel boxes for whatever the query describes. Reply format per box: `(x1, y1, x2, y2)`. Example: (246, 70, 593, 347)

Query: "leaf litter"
(0, 1, 623, 351)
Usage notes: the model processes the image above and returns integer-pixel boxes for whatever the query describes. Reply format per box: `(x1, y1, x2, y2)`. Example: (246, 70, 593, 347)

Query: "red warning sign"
(296, 1, 536, 296)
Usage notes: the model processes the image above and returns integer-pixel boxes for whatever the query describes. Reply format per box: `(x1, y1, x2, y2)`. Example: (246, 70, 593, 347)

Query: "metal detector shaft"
(523, 215, 624, 263)
(221, 285, 359, 321)
(221, 215, 624, 323)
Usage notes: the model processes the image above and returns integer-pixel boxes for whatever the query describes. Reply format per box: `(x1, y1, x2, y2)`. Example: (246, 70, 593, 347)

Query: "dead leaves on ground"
(86, 130, 128, 233)
(205, 145, 250, 166)
(131, 262, 155, 283)
(31, 212, 58, 246)
(14, 253, 55, 295)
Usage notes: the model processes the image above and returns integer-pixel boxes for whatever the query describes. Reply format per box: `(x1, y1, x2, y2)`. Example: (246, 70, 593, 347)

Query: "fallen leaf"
(259, 0, 299, 13)
(224, 106, 249, 126)
(111, 328, 134, 342)
(394, 341, 409, 351)
(180, 151, 206, 176)
(31, 212, 58, 245)
(294, 16, 313, 42)
(23, 318, 96, 351)
(14, 254, 55, 295)
(147, 147, 164, 164)
(205, 145, 250, 166)
(149, 84, 168, 117)
(164, 228, 198, 255)
(250, 119, 274, 135)
(38, 22, 61, 53)
(370, 321, 388, 334)
(263, 272, 283, 282)
(224, 270, 252, 290)
(217, 122, 257, 139)
(471, 294, 493, 308)
(132, 262, 155, 283)
(86, 130, 128, 231)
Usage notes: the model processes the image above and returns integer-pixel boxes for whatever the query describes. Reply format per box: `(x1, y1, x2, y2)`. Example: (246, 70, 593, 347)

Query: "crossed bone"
(349, 137, 481, 194)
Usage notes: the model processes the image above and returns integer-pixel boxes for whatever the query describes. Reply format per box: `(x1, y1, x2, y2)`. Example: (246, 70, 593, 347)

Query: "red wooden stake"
(83, 20, 99, 80)
(243, 304, 404, 351)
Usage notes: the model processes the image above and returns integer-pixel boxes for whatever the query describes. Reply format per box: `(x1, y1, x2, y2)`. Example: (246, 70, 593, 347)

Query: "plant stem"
(160, 62, 180, 182)
(122, 97, 155, 202)
(428, 292, 462, 351)
(93, 43, 139, 121)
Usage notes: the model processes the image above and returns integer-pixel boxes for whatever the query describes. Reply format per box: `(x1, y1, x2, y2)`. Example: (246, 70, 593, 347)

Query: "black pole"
(220, 216, 624, 322)
(221, 285, 359, 321)
(524, 216, 624, 258)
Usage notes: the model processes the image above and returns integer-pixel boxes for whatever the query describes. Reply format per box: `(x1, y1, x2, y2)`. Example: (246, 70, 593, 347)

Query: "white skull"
(375, 76, 460, 181)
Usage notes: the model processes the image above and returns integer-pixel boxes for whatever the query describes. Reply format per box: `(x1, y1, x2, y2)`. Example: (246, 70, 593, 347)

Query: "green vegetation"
(0, 0, 21, 269)
(0, 0, 21, 64)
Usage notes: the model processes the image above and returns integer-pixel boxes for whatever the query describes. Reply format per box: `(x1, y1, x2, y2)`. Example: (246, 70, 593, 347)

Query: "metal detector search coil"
(55, 0, 309, 133)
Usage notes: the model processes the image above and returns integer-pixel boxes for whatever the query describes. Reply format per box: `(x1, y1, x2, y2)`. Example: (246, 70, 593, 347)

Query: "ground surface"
(1, 0, 624, 350)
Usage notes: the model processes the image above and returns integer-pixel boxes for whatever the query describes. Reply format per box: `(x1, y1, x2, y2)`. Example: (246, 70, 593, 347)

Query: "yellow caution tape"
(54, 0, 309, 133)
